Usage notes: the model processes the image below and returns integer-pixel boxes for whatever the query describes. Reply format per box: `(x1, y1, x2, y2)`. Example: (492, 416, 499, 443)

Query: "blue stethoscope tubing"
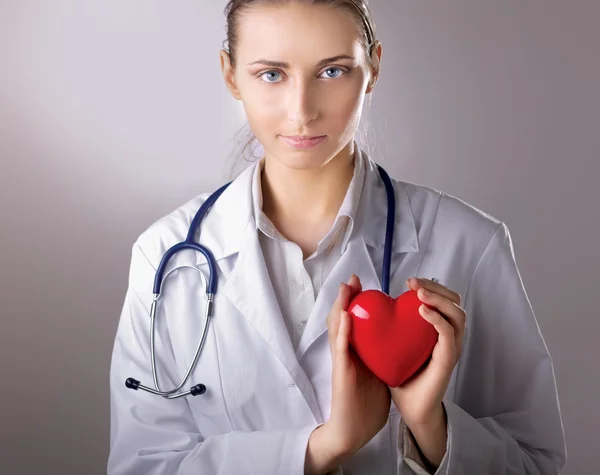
(125, 164, 396, 399)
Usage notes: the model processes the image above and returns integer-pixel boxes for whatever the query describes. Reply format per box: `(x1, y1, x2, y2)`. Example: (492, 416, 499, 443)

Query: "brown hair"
(222, 0, 378, 177)
(223, 0, 377, 69)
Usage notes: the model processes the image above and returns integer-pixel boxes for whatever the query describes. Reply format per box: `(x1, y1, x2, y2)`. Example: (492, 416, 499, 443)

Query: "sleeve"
(396, 222, 567, 474)
(107, 243, 321, 475)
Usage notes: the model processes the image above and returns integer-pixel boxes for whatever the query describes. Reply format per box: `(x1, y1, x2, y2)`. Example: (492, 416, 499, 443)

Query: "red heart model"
(347, 289, 438, 387)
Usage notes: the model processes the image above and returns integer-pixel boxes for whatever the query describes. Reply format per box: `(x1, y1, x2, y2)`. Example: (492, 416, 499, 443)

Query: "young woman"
(108, 1, 567, 474)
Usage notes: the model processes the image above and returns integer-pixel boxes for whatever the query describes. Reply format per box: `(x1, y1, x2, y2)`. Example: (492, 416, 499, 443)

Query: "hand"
(389, 277, 466, 468)
(324, 275, 392, 456)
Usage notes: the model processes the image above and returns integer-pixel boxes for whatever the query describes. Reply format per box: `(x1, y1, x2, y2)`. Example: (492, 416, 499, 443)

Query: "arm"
(305, 425, 348, 475)
(397, 223, 567, 474)
(108, 244, 335, 475)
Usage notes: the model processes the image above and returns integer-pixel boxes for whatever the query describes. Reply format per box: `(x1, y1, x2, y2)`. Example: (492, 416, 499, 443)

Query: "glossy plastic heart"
(347, 289, 438, 387)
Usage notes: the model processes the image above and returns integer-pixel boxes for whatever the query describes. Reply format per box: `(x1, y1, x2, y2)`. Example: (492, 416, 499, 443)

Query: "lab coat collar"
(357, 148, 419, 253)
(194, 144, 419, 268)
(192, 161, 255, 268)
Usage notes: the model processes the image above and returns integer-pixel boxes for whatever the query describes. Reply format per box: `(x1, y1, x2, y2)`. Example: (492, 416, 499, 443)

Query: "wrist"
(416, 403, 446, 430)
(407, 405, 448, 470)
(304, 423, 348, 475)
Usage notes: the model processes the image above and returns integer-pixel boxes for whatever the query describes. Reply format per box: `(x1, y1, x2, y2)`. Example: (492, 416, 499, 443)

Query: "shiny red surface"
(347, 289, 438, 387)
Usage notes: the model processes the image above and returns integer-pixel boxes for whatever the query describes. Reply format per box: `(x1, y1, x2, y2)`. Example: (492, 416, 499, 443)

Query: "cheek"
(239, 84, 281, 128)
(330, 91, 363, 121)
(322, 82, 365, 130)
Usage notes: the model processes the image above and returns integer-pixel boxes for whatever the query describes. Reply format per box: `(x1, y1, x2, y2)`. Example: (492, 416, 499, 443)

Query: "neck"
(261, 141, 356, 227)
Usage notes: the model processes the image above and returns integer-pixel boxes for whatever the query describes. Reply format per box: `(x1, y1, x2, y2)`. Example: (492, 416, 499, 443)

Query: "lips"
(280, 135, 327, 149)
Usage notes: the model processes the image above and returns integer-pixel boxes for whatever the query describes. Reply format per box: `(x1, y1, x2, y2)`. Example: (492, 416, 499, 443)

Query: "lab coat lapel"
(194, 160, 323, 422)
(222, 221, 299, 377)
(221, 219, 323, 422)
(296, 235, 382, 359)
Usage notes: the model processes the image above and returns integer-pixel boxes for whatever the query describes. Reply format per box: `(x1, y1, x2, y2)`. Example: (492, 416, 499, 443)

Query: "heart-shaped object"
(347, 289, 438, 387)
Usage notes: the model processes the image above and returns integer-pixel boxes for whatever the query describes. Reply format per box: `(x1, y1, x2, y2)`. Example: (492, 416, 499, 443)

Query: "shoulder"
(131, 192, 214, 268)
(128, 162, 256, 269)
(394, 178, 506, 257)
(400, 179, 501, 229)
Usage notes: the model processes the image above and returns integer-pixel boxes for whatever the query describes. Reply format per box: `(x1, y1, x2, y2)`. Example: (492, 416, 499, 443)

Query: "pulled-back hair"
(223, 0, 377, 68)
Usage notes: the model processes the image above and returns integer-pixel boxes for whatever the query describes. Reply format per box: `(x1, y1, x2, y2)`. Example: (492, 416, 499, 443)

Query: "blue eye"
(321, 67, 344, 79)
(260, 71, 282, 83)
(258, 67, 346, 83)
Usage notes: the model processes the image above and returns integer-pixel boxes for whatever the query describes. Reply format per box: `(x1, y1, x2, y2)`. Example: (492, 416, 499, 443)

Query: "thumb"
(336, 310, 352, 366)
(328, 283, 350, 332)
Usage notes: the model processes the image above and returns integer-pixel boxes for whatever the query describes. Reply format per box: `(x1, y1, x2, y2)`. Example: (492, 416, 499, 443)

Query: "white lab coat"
(108, 149, 567, 474)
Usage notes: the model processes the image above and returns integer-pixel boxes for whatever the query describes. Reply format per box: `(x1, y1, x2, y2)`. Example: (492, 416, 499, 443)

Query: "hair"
(221, 0, 379, 179)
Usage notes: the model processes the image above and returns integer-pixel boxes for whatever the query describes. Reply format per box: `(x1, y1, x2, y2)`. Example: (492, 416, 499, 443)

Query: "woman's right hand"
(305, 275, 392, 474)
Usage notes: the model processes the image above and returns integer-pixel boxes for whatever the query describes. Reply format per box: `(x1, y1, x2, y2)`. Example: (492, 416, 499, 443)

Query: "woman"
(108, 1, 567, 474)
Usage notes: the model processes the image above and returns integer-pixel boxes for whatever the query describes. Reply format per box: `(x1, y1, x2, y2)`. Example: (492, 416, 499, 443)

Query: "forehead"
(236, 3, 364, 63)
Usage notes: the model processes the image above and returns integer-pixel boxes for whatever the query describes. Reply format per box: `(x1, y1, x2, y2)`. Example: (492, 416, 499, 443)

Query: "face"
(220, 3, 381, 170)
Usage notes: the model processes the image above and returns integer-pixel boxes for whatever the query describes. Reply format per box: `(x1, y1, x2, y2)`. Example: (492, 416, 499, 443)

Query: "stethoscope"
(125, 164, 411, 399)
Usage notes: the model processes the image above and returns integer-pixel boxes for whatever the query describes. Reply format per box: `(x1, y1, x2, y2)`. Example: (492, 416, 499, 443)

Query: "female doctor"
(108, 1, 567, 474)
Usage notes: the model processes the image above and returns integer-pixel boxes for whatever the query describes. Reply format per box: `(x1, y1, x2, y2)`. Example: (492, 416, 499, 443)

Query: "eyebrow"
(247, 54, 356, 69)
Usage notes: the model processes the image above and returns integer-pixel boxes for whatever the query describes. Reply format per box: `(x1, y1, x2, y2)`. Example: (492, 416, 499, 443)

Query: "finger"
(406, 277, 461, 306)
(417, 287, 466, 351)
(417, 287, 466, 329)
(337, 283, 352, 315)
(327, 283, 349, 324)
(418, 304, 458, 366)
(346, 274, 362, 300)
(328, 275, 363, 350)
(409, 277, 461, 304)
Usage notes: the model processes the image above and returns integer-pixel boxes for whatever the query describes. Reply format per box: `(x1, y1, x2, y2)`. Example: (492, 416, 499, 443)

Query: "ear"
(366, 41, 383, 94)
(220, 50, 242, 100)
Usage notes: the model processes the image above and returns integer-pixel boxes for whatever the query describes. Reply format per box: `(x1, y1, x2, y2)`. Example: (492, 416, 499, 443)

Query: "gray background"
(1, 1, 598, 474)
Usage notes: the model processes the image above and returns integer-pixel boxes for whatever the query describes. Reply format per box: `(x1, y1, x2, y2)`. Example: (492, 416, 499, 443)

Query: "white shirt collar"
(251, 146, 366, 256)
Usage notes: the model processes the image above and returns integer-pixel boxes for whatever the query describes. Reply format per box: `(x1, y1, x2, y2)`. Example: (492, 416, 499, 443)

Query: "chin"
(274, 148, 334, 171)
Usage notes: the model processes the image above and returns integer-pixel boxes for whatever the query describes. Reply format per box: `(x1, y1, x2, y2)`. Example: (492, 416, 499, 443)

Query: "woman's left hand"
(390, 277, 467, 431)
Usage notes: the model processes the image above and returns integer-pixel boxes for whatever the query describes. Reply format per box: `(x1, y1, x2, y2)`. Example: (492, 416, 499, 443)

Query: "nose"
(286, 79, 318, 128)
